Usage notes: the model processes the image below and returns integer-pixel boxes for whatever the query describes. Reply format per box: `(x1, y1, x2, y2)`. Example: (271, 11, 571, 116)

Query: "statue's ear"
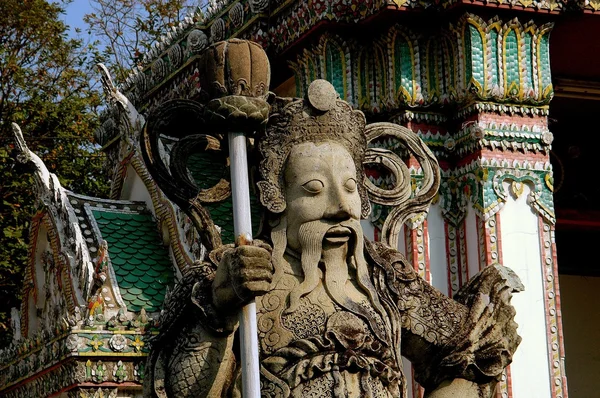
(363, 122, 440, 248)
(257, 180, 286, 214)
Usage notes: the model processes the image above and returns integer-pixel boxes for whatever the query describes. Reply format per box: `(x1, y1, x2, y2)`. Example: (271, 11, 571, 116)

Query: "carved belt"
(264, 350, 402, 390)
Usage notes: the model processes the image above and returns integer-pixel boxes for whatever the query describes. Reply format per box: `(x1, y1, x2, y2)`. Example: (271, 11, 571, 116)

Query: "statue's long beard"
(272, 217, 389, 341)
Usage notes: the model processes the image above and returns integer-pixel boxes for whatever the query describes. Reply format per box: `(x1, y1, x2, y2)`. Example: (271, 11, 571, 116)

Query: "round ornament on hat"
(307, 79, 338, 112)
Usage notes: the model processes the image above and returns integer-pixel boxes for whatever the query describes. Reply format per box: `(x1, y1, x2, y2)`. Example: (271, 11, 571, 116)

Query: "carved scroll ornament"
(364, 122, 440, 248)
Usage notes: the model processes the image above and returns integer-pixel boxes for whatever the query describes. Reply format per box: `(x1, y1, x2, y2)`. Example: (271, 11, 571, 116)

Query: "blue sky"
(61, 0, 94, 35)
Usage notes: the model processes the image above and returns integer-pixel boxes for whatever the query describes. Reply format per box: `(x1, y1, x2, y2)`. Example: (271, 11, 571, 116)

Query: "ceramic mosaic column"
(432, 15, 568, 398)
(378, 15, 566, 398)
(290, 12, 567, 396)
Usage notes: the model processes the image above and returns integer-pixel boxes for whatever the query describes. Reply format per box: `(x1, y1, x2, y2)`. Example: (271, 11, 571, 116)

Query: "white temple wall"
(499, 182, 552, 397)
(120, 164, 154, 214)
(427, 203, 449, 296)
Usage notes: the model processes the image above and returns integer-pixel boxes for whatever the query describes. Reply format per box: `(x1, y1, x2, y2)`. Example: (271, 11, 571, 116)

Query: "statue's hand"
(212, 244, 273, 311)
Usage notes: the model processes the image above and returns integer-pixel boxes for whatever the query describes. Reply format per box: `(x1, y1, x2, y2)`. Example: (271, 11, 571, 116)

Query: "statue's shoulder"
(364, 239, 417, 282)
(154, 262, 215, 334)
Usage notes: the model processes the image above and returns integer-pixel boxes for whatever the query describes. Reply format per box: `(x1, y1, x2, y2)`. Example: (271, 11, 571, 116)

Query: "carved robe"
(147, 239, 520, 398)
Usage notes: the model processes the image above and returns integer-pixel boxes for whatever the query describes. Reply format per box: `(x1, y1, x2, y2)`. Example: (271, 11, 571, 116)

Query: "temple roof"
(67, 193, 175, 313)
(187, 151, 261, 243)
(92, 209, 174, 312)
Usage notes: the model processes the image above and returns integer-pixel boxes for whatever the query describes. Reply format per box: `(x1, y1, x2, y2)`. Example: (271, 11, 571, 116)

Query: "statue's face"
(283, 142, 362, 251)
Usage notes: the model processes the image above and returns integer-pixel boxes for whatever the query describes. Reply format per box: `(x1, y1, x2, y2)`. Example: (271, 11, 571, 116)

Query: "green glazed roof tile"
(147, 254, 165, 263)
(92, 209, 174, 313)
(119, 280, 134, 289)
(122, 246, 138, 255)
(132, 252, 148, 260)
(132, 297, 147, 306)
(110, 257, 126, 265)
(131, 269, 146, 277)
(187, 152, 228, 190)
(112, 241, 129, 248)
(127, 257, 142, 266)
(136, 226, 156, 233)
(186, 150, 261, 244)
(122, 293, 136, 302)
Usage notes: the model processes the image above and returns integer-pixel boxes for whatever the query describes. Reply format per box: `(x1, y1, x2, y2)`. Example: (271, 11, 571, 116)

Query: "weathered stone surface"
(143, 43, 522, 397)
(198, 38, 270, 100)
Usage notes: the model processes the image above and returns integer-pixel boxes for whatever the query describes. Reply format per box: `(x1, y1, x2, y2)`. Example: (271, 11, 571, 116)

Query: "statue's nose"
(324, 187, 354, 221)
(324, 205, 352, 221)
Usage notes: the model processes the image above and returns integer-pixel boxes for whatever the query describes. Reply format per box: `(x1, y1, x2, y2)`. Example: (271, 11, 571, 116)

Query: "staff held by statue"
(199, 39, 271, 398)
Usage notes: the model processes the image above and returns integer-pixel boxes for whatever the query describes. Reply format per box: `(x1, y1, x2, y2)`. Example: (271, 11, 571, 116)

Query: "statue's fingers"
(241, 280, 271, 295)
(239, 268, 273, 282)
(236, 245, 271, 260)
(238, 255, 273, 271)
(249, 239, 273, 251)
(221, 249, 233, 264)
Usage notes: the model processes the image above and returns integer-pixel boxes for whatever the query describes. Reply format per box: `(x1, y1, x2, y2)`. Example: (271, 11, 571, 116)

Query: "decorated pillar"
(430, 15, 564, 398)
(290, 10, 567, 398)
(440, 113, 561, 398)
(437, 15, 567, 398)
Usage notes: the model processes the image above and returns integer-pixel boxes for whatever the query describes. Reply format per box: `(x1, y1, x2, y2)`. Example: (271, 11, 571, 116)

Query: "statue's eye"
(302, 180, 324, 193)
(344, 178, 357, 192)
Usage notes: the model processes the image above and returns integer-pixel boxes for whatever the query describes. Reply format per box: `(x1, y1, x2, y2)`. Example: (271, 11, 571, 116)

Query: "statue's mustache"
(308, 218, 363, 240)
(284, 218, 363, 314)
(285, 217, 388, 341)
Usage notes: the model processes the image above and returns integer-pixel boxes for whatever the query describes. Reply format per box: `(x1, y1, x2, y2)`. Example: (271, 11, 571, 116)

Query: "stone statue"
(142, 41, 523, 398)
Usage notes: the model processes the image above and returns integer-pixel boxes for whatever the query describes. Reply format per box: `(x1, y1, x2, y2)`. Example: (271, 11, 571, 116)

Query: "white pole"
(228, 132, 261, 398)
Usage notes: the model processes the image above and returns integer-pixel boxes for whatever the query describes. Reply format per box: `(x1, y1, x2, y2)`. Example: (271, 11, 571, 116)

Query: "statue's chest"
(256, 275, 339, 355)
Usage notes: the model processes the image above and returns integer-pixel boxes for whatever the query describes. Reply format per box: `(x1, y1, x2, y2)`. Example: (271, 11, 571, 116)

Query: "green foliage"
(84, 0, 196, 82)
(0, 0, 201, 349)
(0, 0, 110, 347)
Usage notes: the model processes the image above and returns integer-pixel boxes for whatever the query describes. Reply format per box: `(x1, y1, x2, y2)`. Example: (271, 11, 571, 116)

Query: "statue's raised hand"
(212, 242, 273, 311)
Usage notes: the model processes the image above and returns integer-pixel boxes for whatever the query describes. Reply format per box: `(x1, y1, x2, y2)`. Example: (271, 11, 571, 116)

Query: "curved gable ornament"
(10, 123, 94, 337)
(364, 122, 440, 248)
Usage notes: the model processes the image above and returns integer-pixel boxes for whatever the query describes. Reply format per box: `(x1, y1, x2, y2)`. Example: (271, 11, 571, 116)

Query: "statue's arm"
(368, 240, 522, 397)
(394, 272, 490, 397)
(146, 261, 234, 398)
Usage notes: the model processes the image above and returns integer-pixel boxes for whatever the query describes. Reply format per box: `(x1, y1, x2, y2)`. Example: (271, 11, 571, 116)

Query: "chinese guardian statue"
(141, 39, 523, 398)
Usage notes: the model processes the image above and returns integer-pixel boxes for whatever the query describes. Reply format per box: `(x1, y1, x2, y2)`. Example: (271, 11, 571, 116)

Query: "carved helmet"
(257, 80, 372, 218)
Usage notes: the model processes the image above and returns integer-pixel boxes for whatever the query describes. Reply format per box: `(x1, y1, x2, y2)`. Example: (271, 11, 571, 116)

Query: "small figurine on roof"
(94, 240, 109, 287)
(87, 293, 105, 324)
